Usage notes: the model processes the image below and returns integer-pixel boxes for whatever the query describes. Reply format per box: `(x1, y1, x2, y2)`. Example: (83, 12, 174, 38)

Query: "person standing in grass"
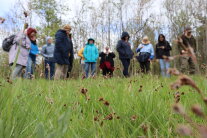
(67, 33, 74, 78)
(177, 26, 197, 75)
(83, 38, 99, 78)
(54, 24, 73, 80)
(155, 34, 172, 77)
(9, 28, 33, 79)
(25, 28, 39, 79)
(41, 36, 55, 79)
(78, 46, 85, 76)
(116, 32, 134, 77)
(136, 36, 154, 73)
(99, 47, 115, 77)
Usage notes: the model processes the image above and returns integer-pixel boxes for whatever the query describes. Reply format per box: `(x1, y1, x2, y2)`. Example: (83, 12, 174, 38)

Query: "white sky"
(0, 0, 165, 46)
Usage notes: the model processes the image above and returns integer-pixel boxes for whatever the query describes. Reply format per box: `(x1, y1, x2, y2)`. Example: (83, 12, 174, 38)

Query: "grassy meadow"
(0, 75, 207, 138)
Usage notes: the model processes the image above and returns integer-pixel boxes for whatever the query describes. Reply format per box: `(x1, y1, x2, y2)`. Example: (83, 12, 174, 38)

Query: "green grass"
(0, 75, 207, 138)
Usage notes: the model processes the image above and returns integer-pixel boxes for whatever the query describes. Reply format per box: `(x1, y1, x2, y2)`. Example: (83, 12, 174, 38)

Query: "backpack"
(136, 52, 151, 62)
(2, 35, 16, 52)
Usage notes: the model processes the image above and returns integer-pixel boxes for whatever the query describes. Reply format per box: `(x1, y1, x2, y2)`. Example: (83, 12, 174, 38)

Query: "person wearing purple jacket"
(9, 28, 36, 79)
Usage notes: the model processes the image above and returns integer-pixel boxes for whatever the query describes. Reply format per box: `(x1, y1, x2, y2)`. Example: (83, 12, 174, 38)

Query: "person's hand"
(178, 37, 183, 43)
(181, 50, 187, 54)
(68, 53, 71, 57)
(161, 46, 165, 49)
(140, 46, 144, 49)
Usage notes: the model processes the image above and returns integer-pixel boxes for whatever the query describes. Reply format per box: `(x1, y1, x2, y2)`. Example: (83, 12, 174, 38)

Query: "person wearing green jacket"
(83, 38, 99, 78)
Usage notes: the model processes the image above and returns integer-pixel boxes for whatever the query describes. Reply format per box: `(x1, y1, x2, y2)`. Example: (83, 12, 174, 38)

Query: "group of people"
(8, 24, 197, 80)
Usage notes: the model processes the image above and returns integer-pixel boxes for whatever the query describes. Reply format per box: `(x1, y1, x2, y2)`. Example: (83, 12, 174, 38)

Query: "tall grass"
(0, 75, 206, 137)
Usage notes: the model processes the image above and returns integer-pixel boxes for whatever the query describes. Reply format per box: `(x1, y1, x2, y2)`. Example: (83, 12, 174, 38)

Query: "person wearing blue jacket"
(25, 29, 39, 79)
(83, 38, 99, 78)
(136, 36, 154, 73)
(116, 32, 134, 77)
(53, 25, 73, 80)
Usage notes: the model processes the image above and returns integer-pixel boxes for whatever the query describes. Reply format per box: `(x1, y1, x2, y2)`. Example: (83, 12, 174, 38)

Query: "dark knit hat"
(27, 28, 37, 36)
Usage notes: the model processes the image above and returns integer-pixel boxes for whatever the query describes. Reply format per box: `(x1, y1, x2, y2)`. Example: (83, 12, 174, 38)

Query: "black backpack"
(2, 35, 16, 52)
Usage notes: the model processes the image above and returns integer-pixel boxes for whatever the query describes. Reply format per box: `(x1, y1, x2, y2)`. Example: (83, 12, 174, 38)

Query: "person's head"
(142, 36, 150, 45)
(158, 34, 166, 42)
(121, 32, 130, 41)
(105, 46, 109, 51)
(63, 24, 72, 35)
(184, 26, 192, 37)
(27, 28, 37, 41)
(46, 36, 53, 44)
(88, 38, 95, 45)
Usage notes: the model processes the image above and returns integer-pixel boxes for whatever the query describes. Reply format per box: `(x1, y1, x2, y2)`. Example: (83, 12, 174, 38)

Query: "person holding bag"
(136, 36, 154, 73)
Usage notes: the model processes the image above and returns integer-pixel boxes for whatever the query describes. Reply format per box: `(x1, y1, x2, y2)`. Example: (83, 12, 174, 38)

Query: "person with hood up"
(136, 36, 154, 73)
(99, 47, 116, 77)
(9, 28, 33, 79)
(25, 28, 39, 79)
(155, 34, 172, 77)
(116, 32, 134, 77)
(53, 24, 73, 80)
(83, 38, 99, 78)
(41, 36, 55, 79)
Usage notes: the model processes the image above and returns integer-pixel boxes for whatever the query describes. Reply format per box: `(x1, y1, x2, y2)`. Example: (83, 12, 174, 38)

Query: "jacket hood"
(56, 29, 67, 36)
(46, 36, 52, 45)
(121, 32, 130, 40)
(87, 38, 95, 44)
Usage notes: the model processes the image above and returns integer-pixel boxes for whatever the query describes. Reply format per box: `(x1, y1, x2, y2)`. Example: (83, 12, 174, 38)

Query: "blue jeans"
(45, 59, 55, 80)
(25, 54, 36, 78)
(84, 62, 96, 78)
(159, 59, 170, 77)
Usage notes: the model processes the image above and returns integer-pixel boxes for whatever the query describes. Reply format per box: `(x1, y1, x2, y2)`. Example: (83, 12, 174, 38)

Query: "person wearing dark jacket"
(67, 33, 74, 78)
(99, 47, 115, 76)
(116, 32, 134, 77)
(54, 25, 73, 80)
(155, 34, 172, 77)
(178, 26, 197, 74)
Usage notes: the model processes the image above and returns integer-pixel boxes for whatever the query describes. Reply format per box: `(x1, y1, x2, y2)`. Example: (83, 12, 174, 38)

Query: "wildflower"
(172, 104, 185, 115)
(174, 92, 181, 103)
(131, 115, 138, 121)
(176, 125, 192, 136)
(191, 105, 204, 117)
(81, 88, 88, 95)
(99, 97, 104, 102)
(104, 114, 113, 120)
(203, 98, 207, 105)
(167, 68, 180, 76)
(94, 116, 99, 121)
(103, 101, 110, 106)
(45, 97, 54, 104)
(170, 81, 181, 90)
(198, 126, 207, 138)
(141, 124, 148, 134)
